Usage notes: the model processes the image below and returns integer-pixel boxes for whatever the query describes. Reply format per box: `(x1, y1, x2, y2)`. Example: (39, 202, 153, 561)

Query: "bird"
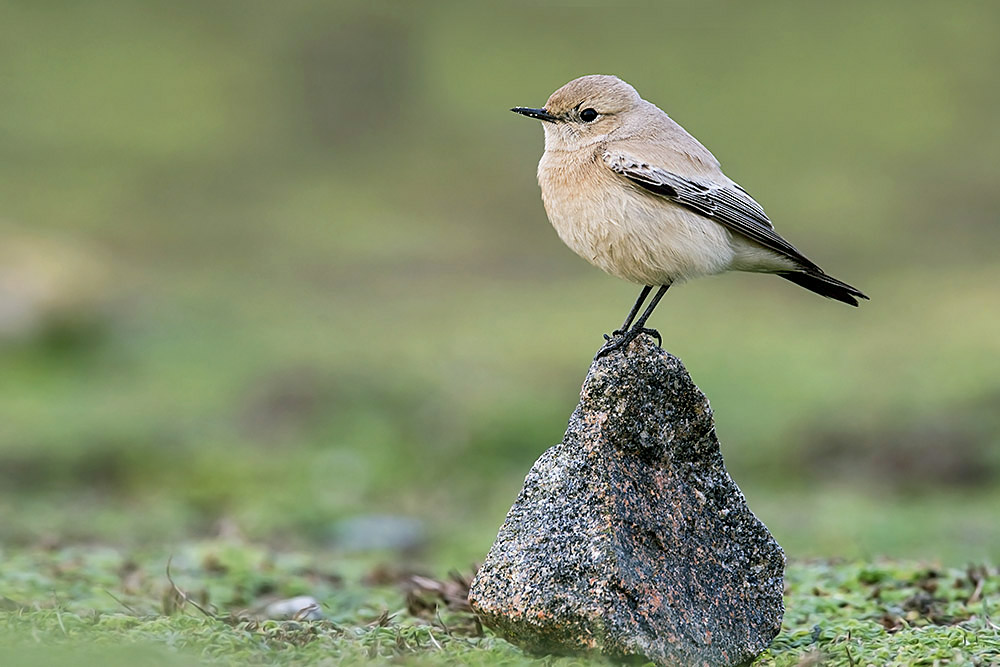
(511, 75, 868, 359)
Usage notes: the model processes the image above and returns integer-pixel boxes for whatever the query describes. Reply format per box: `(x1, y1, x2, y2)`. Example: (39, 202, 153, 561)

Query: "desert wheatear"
(513, 75, 867, 358)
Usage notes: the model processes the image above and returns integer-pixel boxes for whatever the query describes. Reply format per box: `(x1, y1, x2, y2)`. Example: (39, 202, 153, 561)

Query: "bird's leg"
(627, 283, 669, 339)
(605, 285, 652, 340)
(596, 284, 671, 359)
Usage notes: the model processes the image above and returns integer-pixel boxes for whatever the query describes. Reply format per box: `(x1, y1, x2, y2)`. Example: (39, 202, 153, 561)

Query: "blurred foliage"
(0, 0, 998, 568)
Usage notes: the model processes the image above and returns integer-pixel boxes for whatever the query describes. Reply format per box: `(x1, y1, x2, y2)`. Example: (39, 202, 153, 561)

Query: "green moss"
(1, 543, 996, 665)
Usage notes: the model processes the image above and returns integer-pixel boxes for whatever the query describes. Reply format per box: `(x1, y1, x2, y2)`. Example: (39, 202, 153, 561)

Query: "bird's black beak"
(511, 107, 558, 123)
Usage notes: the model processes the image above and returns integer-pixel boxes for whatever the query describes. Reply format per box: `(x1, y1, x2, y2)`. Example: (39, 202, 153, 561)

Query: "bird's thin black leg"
(596, 284, 671, 359)
(612, 285, 652, 337)
(628, 283, 669, 336)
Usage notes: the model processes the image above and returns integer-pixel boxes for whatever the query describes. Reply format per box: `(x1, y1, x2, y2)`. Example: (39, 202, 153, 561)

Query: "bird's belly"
(543, 185, 735, 285)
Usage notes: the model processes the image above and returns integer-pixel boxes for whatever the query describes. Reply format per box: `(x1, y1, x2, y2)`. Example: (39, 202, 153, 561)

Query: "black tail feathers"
(777, 270, 869, 307)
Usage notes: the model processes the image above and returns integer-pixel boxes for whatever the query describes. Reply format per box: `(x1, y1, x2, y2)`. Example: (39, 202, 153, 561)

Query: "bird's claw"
(601, 328, 628, 344)
(594, 338, 624, 360)
(594, 326, 662, 360)
(638, 327, 662, 348)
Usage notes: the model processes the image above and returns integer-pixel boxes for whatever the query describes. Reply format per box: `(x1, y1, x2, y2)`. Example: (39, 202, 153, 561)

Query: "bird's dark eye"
(580, 108, 598, 122)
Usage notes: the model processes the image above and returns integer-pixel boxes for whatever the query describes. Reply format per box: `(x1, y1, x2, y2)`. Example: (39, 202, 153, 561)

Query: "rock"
(468, 335, 784, 667)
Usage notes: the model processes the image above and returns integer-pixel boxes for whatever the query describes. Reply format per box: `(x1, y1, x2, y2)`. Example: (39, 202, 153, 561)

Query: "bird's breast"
(537, 149, 735, 285)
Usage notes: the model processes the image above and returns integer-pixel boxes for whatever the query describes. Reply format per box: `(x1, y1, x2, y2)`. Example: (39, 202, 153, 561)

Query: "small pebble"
(262, 596, 323, 620)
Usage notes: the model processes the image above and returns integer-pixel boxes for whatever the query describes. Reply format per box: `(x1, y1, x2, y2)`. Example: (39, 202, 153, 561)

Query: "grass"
(1, 541, 997, 665)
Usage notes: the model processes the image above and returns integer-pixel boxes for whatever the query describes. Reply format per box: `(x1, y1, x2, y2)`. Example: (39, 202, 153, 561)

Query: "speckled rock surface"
(468, 335, 784, 667)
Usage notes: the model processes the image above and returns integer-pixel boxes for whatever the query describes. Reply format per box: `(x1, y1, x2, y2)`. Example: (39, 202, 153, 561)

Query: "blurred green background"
(1, 0, 998, 566)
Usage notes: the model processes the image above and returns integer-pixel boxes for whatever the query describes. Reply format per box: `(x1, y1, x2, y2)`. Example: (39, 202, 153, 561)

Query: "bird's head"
(512, 75, 643, 151)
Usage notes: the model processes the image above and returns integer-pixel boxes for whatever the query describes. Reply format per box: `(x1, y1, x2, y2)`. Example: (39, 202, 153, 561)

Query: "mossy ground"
(1, 542, 997, 665)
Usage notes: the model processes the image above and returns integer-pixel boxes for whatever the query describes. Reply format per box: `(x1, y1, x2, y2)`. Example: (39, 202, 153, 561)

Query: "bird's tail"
(777, 270, 869, 307)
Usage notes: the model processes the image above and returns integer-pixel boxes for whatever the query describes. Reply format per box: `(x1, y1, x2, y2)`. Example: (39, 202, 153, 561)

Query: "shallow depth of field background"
(1, 1, 998, 567)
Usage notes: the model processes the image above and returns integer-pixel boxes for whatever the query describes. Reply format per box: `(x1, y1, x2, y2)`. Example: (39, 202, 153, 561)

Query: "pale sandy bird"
(512, 75, 868, 358)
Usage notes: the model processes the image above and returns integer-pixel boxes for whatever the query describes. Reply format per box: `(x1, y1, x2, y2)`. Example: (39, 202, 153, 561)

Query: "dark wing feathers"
(603, 151, 820, 271)
(775, 270, 865, 306)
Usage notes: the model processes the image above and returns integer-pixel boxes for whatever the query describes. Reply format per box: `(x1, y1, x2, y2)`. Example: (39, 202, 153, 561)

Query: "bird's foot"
(594, 339, 621, 360)
(595, 326, 661, 360)
(637, 327, 662, 348)
(601, 328, 629, 342)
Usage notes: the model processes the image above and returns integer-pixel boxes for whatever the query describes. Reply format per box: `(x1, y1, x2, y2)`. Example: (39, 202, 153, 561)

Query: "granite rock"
(468, 335, 784, 667)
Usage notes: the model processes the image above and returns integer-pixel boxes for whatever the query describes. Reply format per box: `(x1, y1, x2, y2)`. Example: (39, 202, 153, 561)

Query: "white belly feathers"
(538, 150, 735, 286)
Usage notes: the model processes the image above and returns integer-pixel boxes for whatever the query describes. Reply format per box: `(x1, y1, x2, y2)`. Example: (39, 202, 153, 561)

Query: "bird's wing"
(603, 151, 818, 270)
